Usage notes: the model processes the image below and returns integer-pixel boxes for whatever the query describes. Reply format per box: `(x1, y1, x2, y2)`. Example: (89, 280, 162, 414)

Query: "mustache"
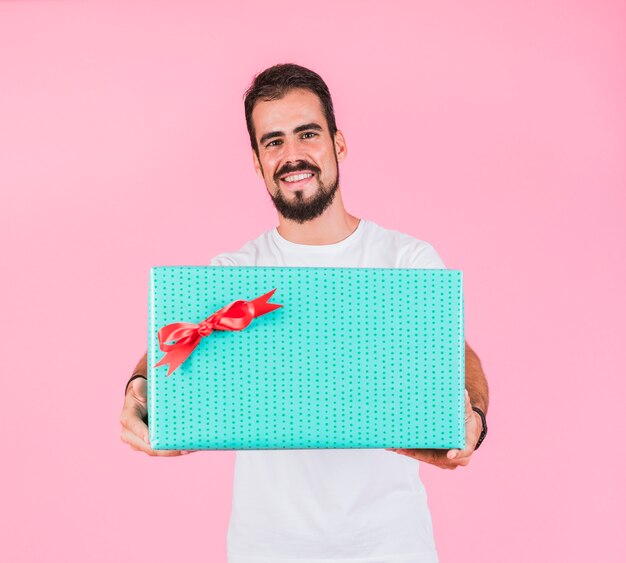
(274, 161, 321, 183)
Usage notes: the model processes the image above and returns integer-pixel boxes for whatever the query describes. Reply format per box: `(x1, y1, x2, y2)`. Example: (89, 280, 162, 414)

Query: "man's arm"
(465, 340, 489, 415)
(132, 351, 148, 380)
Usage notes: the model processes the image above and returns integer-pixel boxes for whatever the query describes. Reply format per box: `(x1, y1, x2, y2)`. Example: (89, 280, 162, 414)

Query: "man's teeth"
(283, 173, 313, 183)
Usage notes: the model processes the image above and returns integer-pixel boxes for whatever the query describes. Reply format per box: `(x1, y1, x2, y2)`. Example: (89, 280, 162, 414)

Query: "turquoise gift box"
(147, 266, 465, 451)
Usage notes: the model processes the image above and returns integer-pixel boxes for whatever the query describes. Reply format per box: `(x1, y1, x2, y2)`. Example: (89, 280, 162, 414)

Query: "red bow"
(154, 288, 282, 376)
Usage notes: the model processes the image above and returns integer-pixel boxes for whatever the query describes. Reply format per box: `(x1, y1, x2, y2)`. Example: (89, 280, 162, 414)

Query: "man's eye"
(302, 132, 317, 139)
(266, 139, 282, 147)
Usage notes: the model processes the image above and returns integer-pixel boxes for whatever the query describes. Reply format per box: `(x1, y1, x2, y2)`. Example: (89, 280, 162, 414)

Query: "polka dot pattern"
(148, 267, 465, 450)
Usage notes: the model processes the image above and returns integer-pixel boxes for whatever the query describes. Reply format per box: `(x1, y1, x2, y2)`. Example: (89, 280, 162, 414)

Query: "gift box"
(147, 266, 465, 450)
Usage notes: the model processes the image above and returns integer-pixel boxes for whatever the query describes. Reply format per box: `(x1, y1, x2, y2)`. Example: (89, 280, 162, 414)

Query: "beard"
(267, 157, 340, 224)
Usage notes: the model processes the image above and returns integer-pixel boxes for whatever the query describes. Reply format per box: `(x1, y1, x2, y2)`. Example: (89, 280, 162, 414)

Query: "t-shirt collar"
(271, 219, 365, 252)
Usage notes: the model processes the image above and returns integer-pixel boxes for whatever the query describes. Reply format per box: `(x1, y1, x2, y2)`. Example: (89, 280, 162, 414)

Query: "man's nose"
(282, 136, 304, 162)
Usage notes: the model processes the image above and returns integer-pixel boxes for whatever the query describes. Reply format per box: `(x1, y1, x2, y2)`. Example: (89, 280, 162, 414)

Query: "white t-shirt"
(210, 218, 447, 563)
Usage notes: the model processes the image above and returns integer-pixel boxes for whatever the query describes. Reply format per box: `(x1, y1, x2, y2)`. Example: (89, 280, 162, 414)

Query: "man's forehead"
(252, 89, 326, 133)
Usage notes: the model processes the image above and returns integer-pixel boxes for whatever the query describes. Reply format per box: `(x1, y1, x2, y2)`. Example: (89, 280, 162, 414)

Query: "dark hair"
(244, 63, 338, 156)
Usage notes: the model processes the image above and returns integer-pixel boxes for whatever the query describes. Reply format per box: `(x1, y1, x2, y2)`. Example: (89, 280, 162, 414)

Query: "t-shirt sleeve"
(209, 253, 236, 266)
(409, 242, 447, 270)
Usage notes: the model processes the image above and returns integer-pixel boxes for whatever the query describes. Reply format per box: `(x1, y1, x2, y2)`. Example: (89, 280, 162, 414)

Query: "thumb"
(132, 376, 148, 400)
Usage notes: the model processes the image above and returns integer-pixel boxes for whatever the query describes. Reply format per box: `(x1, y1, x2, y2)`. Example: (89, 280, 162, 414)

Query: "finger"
(128, 376, 148, 406)
(449, 446, 473, 461)
(446, 455, 471, 469)
(393, 448, 448, 465)
(120, 428, 187, 457)
(121, 389, 150, 442)
(402, 449, 471, 470)
(120, 427, 152, 454)
(127, 408, 150, 444)
(419, 450, 471, 469)
(448, 436, 476, 458)
(120, 400, 150, 444)
(391, 445, 473, 469)
(132, 376, 148, 400)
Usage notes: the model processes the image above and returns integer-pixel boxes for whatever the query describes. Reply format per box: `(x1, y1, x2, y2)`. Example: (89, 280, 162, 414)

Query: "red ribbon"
(154, 288, 282, 376)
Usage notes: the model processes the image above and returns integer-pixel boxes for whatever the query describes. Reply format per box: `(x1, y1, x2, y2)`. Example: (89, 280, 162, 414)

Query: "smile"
(282, 172, 314, 183)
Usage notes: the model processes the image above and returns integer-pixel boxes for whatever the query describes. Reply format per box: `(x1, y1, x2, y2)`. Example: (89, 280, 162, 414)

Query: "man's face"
(251, 88, 347, 223)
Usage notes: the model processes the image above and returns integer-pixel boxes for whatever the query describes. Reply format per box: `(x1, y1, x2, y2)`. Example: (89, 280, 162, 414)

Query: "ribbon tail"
(154, 337, 202, 376)
(250, 288, 283, 317)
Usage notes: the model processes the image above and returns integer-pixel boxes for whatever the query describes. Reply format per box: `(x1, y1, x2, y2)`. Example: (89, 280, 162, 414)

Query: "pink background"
(1, 1, 624, 561)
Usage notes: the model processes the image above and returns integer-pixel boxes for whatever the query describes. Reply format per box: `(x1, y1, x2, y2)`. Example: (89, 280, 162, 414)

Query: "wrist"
(471, 405, 487, 451)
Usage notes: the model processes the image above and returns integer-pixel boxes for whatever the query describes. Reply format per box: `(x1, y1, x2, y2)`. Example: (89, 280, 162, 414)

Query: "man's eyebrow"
(259, 122, 323, 146)
(293, 122, 323, 134)
(259, 130, 283, 145)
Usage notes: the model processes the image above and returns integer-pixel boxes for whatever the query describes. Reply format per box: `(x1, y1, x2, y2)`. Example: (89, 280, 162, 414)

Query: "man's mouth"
(280, 171, 315, 186)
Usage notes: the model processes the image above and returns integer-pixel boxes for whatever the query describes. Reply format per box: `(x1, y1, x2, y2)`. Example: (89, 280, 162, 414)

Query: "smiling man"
(120, 63, 490, 563)
(250, 86, 345, 226)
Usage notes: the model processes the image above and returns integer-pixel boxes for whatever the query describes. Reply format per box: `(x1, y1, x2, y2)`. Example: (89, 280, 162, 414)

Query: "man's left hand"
(386, 390, 481, 470)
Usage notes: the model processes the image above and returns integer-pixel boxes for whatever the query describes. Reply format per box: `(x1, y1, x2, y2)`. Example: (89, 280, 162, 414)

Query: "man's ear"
(252, 149, 264, 180)
(334, 130, 348, 164)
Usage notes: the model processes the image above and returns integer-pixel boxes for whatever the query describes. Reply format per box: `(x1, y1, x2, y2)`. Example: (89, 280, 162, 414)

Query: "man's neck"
(276, 209, 361, 246)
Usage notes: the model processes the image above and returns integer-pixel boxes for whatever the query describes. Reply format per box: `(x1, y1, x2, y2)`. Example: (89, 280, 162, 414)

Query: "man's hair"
(244, 63, 338, 156)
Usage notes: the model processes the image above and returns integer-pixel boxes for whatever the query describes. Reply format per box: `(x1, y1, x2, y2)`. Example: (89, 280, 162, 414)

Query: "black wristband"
(471, 405, 488, 451)
(125, 373, 147, 396)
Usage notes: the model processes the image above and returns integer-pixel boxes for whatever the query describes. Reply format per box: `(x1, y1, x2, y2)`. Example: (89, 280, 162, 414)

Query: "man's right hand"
(119, 376, 192, 457)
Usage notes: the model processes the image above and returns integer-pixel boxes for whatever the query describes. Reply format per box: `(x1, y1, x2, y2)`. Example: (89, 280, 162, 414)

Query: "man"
(120, 63, 489, 563)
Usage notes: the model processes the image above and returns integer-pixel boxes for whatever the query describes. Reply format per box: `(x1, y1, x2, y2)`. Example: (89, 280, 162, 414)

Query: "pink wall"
(1, 1, 624, 561)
